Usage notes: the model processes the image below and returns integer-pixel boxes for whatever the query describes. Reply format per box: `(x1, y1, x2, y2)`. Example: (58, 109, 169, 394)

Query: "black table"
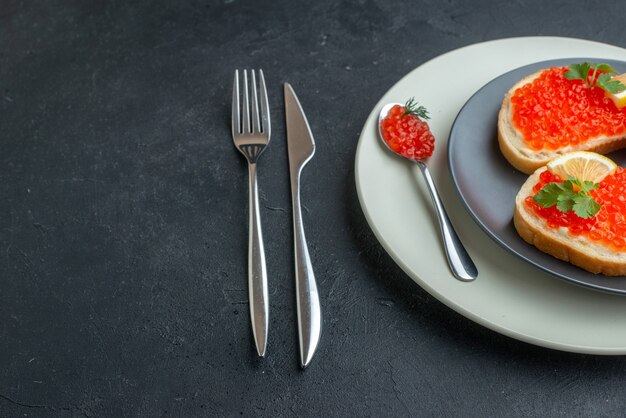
(3, 1, 626, 416)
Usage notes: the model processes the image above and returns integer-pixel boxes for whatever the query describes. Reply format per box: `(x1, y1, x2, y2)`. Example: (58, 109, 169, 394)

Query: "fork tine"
(242, 69, 251, 134)
(231, 70, 240, 136)
(250, 70, 261, 133)
(258, 69, 270, 136)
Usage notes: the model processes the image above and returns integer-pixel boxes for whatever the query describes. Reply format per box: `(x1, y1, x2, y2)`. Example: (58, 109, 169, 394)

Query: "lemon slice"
(547, 151, 617, 183)
(605, 74, 626, 109)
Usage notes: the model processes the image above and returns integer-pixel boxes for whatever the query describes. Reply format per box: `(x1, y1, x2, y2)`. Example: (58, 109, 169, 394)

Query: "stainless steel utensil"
(378, 103, 478, 282)
(284, 83, 322, 368)
(231, 69, 271, 356)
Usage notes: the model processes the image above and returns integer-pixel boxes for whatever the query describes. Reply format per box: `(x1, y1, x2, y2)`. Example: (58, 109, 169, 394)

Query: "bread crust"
(514, 167, 626, 276)
(498, 69, 626, 175)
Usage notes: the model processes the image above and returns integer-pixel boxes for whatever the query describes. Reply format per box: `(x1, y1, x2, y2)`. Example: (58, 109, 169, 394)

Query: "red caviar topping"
(511, 67, 626, 151)
(380, 104, 434, 160)
(526, 167, 626, 252)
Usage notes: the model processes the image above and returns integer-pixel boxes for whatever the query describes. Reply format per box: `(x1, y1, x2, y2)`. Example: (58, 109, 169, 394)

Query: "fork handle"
(247, 162, 269, 357)
(291, 172, 322, 368)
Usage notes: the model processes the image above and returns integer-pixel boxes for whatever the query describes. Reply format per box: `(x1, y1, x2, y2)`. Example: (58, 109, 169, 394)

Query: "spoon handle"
(416, 161, 478, 281)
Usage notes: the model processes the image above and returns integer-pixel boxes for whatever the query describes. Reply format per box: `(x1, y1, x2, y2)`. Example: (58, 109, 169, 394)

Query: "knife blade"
(284, 82, 322, 368)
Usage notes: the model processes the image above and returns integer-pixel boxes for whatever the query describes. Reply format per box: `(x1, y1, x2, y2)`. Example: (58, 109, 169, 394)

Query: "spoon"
(378, 103, 478, 282)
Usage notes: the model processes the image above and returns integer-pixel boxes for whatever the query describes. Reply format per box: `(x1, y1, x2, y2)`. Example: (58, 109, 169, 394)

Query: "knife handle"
(291, 173, 322, 368)
(248, 162, 269, 357)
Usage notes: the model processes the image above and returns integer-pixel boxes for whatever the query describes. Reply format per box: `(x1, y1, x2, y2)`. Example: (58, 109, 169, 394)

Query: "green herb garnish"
(533, 176, 601, 219)
(564, 62, 626, 94)
(403, 97, 430, 120)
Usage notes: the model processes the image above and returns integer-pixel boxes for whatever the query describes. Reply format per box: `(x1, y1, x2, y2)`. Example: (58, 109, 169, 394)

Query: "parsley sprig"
(403, 97, 430, 120)
(564, 62, 626, 94)
(533, 176, 601, 219)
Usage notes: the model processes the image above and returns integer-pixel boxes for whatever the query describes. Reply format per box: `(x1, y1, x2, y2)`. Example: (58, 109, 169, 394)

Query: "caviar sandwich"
(498, 62, 626, 174)
(514, 151, 626, 275)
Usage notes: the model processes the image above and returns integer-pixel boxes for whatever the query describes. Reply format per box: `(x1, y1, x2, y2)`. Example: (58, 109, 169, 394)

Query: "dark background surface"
(3, 0, 626, 416)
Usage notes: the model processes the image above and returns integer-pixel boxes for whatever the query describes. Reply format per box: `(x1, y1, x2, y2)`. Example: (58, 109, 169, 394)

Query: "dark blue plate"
(448, 58, 626, 295)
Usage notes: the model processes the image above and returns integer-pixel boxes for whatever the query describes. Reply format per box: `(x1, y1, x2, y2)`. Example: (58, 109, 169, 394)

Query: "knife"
(284, 82, 322, 368)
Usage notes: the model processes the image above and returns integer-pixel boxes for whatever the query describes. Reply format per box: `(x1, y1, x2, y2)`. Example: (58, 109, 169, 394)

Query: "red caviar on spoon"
(377, 99, 477, 282)
(380, 98, 435, 160)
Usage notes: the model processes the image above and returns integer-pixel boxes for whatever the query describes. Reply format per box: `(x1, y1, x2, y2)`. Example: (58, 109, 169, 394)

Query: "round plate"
(449, 58, 626, 294)
(355, 37, 626, 354)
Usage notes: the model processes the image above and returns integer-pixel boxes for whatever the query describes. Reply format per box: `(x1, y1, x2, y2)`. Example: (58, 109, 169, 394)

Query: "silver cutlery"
(284, 83, 322, 368)
(231, 69, 271, 356)
(378, 103, 478, 282)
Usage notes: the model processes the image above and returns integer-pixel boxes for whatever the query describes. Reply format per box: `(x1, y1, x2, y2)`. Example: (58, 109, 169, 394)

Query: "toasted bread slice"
(498, 69, 626, 175)
(514, 165, 626, 276)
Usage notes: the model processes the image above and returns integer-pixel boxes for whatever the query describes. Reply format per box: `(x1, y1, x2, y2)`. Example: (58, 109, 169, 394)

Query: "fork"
(231, 69, 271, 357)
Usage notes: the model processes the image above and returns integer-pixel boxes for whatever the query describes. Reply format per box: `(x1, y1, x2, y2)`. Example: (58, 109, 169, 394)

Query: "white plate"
(355, 37, 626, 355)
